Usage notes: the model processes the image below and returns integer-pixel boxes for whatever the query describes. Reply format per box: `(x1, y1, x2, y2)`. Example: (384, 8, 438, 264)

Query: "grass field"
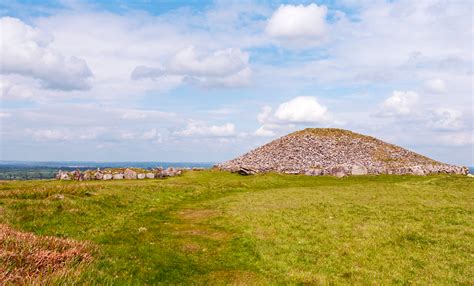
(0, 170, 472, 284)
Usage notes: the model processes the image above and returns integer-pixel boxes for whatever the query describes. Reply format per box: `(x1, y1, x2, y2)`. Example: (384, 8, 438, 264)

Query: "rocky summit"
(217, 128, 469, 176)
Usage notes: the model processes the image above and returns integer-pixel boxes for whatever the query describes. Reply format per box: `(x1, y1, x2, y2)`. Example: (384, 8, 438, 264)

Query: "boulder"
(113, 173, 124, 180)
(58, 171, 70, 180)
(103, 174, 113, 180)
(351, 165, 368, 176)
(124, 168, 137, 179)
(83, 172, 92, 180)
(328, 165, 349, 178)
(137, 173, 146, 179)
(238, 167, 256, 176)
(95, 171, 104, 180)
(305, 168, 322, 176)
(409, 166, 425, 176)
(146, 173, 155, 179)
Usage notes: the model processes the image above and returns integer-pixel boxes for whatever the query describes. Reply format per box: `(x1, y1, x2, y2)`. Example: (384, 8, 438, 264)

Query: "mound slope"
(217, 128, 468, 176)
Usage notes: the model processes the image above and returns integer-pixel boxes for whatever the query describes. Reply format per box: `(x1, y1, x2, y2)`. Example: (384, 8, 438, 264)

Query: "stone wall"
(55, 167, 198, 181)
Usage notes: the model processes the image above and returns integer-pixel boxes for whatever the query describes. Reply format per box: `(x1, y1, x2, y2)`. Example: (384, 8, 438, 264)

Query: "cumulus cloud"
(0, 78, 33, 99)
(275, 96, 329, 123)
(175, 121, 236, 137)
(266, 4, 328, 47)
(0, 17, 93, 91)
(253, 97, 332, 137)
(131, 46, 251, 88)
(428, 108, 463, 131)
(424, 78, 447, 94)
(380, 91, 419, 116)
(254, 125, 276, 137)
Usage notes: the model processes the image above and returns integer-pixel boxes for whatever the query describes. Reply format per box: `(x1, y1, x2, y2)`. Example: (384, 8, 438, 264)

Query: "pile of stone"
(216, 128, 469, 177)
(56, 167, 183, 181)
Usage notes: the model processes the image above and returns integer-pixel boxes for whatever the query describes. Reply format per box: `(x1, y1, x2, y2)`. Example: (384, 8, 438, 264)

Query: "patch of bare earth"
(173, 209, 232, 240)
(0, 224, 92, 285)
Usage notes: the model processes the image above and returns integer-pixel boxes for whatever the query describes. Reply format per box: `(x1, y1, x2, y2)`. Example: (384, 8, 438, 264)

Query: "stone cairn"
(216, 128, 470, 177)
(55, 167, 202, 181)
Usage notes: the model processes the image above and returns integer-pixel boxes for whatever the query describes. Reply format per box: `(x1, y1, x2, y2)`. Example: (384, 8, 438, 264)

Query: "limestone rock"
(137, 173, 146, 179)
(351, 165, 368, 176)
(113, 173, 124, 180)
(103, 174, 113, 180)
(124, 169, 137, 179)
(238, 167, 256, 176)
(146, 173, 155, 179)
(305, 168, 322, 176)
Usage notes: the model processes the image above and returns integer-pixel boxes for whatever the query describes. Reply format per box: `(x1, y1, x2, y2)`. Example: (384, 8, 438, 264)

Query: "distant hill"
(217, 128, 468, 176)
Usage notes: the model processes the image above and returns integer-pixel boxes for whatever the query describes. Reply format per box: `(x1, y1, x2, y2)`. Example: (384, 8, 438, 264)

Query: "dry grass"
(0, 224, 93, 285)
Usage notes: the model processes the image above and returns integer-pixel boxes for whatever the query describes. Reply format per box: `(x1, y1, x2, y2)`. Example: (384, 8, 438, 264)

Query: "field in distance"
(0, 170, 472, 284)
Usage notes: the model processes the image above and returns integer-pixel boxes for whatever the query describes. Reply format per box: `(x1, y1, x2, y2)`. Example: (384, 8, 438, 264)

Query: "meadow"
(0, 170, 472, 284)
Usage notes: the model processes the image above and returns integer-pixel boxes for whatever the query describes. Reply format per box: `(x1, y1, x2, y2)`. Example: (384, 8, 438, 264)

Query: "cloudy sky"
(0, 0, 472, 165)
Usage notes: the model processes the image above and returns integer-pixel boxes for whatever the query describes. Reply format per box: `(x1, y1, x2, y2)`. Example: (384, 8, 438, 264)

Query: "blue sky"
(0, 0, 472, 165)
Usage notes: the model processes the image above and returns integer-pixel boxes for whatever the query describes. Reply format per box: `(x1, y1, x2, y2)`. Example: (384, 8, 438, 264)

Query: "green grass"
(0, 171, 472, 284)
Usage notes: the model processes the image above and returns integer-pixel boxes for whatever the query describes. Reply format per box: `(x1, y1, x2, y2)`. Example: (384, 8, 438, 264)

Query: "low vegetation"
(0, 170, 472, 284)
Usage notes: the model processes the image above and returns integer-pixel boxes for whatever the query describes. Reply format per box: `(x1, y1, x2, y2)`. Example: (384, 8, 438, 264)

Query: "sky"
(0, 0, 472, 165)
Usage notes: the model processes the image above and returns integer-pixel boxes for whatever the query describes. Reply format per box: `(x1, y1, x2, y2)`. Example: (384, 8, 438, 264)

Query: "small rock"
(137, 173, 146, 179)
(53, 194, 65, 200)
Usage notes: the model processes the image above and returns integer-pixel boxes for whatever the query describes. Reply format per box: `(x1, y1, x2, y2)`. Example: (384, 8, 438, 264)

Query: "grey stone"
(305, 168, 322, 176)
(113, 173, 124, 180)
(124, 169, 137, 179)
(146, 173, 155, 179)
(351, 165, 367, 176)
(137, 173, 146, 179)
(103, 174, 113, 180)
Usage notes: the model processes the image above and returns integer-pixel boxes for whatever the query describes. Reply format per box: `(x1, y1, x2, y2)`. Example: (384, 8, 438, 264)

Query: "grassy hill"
(0, 171, 472, 284)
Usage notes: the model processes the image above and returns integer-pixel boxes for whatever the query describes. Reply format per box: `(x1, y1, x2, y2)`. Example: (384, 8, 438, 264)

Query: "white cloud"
(121, 109, 175, 120)
(275, 96, 329, 123)
(31, 129, 71, 141)
(0, 78, 33, 99)
(424, 78, 447, 93)
(120, 128, 161, 141)
(428, 108, 463, 131)
(131, 46, 251, 88)
(254, 126, 276, 137)
(252, 98, 332, 138)
(29, 128, 97, 141)
(257, 106, 272, 124)
(0, 17, 93, 90)
(266, 3, 328, 47)
(175, 121, 236, 137)
(380, 90, 419, 116)
(142, 128, 158, 140)
(435, 131, 474, 146)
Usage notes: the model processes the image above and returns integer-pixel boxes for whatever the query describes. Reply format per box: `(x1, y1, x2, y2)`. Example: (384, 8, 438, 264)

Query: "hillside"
(217, 128, 468, 176)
